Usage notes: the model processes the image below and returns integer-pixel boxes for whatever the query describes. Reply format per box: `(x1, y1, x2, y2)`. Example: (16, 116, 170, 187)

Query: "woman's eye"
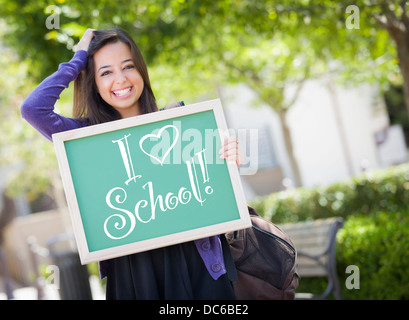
(101, 71, 111, 77)
(124, 65, 135, 70)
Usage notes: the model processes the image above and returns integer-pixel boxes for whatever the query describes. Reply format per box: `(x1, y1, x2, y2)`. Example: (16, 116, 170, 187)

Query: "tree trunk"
(277, 109, 303, 188)
(395, 32, 409, 119)
(379, 8, 409, 123)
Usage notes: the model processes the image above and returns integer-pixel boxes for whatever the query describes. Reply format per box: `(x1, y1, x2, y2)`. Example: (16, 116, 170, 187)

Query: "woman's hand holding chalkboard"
(219, 137, 243, 168)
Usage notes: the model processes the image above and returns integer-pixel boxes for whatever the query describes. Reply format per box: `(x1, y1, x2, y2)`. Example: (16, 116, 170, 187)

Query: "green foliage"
(251, 162, 409, 223)
(0, 0, 401, 88)
(295, 209, 409, 300)
(0, 0, 404, 199)
(250, 162, 409, 299)
(337, 211, 409, 299)
(0, 33, 74, 201)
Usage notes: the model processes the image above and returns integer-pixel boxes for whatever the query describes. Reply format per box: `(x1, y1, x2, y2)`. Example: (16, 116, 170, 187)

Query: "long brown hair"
(73, 28, 157, 125)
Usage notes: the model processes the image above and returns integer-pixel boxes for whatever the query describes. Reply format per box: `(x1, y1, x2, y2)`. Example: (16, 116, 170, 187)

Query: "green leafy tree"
(0, 0, 405, 199)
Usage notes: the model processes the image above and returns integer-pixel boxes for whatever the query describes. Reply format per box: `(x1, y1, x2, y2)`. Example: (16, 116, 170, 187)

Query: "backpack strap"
(221, 234, 238, 283)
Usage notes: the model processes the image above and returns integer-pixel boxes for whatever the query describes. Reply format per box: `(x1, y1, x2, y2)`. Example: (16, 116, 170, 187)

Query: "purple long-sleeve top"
(20, 50, 227, 280)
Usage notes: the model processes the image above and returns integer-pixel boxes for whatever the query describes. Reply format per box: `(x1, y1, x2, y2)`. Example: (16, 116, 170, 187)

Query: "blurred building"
(220, 76, 409, 201)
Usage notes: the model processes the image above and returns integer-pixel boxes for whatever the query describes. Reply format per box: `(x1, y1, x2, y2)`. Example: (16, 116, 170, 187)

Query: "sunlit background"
(0, 0, 408, 300)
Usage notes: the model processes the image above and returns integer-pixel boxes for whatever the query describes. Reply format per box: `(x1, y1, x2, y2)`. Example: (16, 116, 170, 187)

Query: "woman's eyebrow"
(98, 59, 133, 73)
(98, 65, 111, 72)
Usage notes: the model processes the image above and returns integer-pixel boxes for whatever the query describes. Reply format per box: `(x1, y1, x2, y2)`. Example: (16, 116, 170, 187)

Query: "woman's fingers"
(219, 137, 243, 167)
(222, 136, 238, 145)
(76, 28, 95, 52)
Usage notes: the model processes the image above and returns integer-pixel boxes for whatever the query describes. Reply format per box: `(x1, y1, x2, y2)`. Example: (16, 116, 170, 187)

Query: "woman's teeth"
(113, 87, 132, 96)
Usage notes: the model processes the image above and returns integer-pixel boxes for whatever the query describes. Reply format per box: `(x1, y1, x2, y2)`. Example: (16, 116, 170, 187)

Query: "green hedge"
(336, 210, 409, 299)
(251, 162, 409, 224)
(249, 162, 409, 299)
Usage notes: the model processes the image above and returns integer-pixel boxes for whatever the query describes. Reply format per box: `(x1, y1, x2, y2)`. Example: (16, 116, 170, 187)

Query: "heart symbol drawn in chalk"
(139, 125, 179, 165)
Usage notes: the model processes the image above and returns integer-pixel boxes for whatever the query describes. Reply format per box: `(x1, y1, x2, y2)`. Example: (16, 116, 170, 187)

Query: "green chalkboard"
(53, 99, 251, 264)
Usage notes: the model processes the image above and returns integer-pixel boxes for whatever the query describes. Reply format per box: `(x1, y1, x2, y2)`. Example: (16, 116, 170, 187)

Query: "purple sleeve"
(194, 236, 227, 280)
(98, 237, 227, 280)
(20, 50, 89, 141)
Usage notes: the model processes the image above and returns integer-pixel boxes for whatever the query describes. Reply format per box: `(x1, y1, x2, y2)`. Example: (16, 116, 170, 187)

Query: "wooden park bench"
(279, 217, 344, 300)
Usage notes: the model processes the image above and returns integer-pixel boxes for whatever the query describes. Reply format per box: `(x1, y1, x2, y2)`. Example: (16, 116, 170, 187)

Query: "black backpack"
(226, 206, 299, 299)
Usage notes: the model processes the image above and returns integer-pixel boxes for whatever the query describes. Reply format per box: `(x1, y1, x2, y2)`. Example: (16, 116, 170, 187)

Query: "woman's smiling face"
(94, 41, 144, 118)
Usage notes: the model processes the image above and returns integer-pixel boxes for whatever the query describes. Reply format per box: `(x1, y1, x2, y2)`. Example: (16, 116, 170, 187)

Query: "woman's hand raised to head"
(76, 28, 95, 52)
(219, 136, 243, 168)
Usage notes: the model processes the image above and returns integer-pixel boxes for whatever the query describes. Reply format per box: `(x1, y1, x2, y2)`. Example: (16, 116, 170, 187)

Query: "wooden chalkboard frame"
(53, 99, 251, 264)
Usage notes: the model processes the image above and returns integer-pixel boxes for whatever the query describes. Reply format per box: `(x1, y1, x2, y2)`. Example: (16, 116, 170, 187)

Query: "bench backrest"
(279, 217, 344, 277)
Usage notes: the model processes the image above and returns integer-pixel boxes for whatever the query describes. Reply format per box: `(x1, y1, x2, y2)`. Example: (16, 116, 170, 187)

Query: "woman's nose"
(115, 71, 127, 84)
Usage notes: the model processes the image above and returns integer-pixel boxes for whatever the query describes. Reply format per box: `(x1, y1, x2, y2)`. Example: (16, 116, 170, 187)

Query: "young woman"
(21, 28, 242, 300)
